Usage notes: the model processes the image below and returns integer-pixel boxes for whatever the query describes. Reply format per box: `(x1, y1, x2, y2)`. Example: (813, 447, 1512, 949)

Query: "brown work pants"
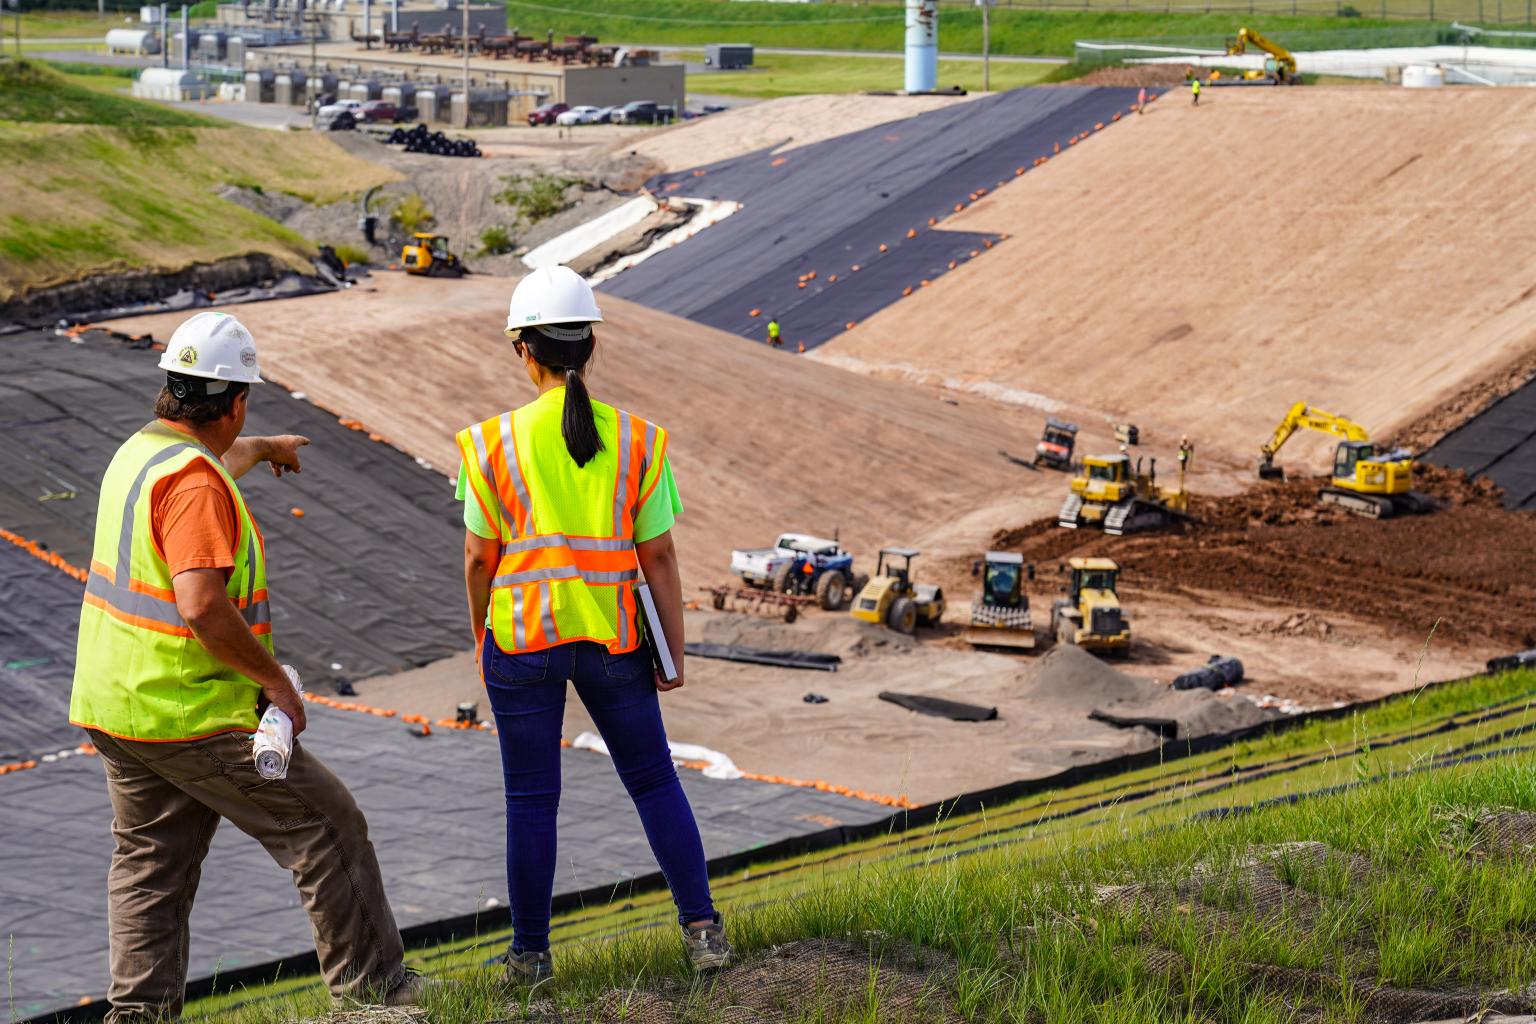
(88, 729, 405, 1023)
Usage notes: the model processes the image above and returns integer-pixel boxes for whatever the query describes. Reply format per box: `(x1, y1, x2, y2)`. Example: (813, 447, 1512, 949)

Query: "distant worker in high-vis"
(767, 315, 782, 348)
(1191, 77, 1202, 106)
(69, 311, 425, 1021)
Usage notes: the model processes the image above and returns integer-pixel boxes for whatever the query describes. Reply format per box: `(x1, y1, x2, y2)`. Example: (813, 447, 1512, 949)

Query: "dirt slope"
(823, 88, 1536, 471)
(109, 272, 1057, 585)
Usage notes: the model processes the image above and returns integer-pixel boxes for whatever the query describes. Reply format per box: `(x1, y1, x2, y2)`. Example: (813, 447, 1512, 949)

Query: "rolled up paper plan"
(254, 665, 303, 781)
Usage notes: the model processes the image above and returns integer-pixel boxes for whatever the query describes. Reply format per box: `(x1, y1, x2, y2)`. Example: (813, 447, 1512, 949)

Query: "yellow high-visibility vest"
(70, 422, 272, 741)
(455, 387, 666, 654)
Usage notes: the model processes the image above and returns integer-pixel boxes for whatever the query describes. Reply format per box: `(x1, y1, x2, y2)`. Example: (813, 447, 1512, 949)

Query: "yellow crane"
(1226, 27, 1300, 84)
(1258, 401, 1434, 519)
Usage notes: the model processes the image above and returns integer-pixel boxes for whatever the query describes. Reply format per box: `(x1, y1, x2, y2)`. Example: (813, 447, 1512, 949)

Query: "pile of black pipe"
(1172, 655, 1245, 691)
(385, 123, 482, 158)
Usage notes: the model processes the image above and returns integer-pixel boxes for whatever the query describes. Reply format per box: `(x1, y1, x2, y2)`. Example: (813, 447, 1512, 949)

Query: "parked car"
(316, 98, 364, 130)
(614, 100, 675, 125)
(592, 104, 622, 123)
(527, 101, 569, 126)
(729, 533, 866, 611)
(359, 99, 415, 123)
(555, 105, 603, 126)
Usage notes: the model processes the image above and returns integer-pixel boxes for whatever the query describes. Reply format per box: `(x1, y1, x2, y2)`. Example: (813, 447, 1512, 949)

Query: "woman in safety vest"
(456, 265, 730, 984)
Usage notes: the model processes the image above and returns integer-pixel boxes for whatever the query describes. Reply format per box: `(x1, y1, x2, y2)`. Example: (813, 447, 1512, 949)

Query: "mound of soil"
(1068, 65, 1191, 88)
(1026, 644, 1276, 738)
(994, 468, 1536, 651)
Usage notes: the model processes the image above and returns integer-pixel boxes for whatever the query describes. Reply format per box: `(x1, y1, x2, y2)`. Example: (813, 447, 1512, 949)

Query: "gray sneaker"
(504, 948, 554, 987)
(682, 916, 732, 973)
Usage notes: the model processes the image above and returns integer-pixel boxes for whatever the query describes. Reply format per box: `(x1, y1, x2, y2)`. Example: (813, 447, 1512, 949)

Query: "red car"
(359, 100, 408, 123)
(527, 102, 569, 126)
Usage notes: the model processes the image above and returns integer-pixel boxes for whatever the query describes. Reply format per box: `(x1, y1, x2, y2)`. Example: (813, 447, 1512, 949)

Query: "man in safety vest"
(69, 312, 423, 1021)
(767, 316, 782, 348)
(1191, 77, 1201, 105)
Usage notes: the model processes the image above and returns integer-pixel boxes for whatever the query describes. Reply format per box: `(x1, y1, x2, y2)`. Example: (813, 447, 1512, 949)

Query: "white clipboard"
(636, 583, 679, 683)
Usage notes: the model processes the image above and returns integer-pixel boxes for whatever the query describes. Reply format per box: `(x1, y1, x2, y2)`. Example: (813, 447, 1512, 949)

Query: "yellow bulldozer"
(850, 547, 945, 636)
(1058, 438, 1193, 536)
(1050, 557, 1131, 656)
(1258, 401, 1433, 518)
(401, 233, 468, 277)
(963, 551, 1035, 650)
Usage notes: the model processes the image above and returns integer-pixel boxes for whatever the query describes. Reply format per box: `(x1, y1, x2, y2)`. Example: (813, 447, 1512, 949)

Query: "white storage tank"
(133, 67, 211, 101)
(106, 28, 160, 55)
(1402, 64, 1445, 88)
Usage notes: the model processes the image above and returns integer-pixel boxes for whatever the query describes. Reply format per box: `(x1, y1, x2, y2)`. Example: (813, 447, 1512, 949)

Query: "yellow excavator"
(1258, 401, 1434, 519)
(1058, 438, 1194, 536)
(401, 233, 467, 277)
(1225, 27, 1300, 84)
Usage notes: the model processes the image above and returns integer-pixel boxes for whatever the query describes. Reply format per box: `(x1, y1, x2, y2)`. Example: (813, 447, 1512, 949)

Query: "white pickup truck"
(729, 533, 865, 610)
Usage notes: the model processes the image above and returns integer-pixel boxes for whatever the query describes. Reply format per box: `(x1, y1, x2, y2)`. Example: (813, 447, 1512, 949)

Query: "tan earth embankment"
(823, 88, 1536, 471)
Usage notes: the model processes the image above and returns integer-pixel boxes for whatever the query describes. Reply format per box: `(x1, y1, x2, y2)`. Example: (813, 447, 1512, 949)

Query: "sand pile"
(826, 88, 1536, 463)
(1027, 645, 1276, 739)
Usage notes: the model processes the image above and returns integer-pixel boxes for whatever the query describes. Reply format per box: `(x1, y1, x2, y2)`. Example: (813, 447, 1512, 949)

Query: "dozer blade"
(964, 626, 1037, 650)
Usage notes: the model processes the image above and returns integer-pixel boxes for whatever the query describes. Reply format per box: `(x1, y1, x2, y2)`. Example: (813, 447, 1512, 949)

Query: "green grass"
(0, 9, 129, 40)
(0, 60, 399, 300)
(179, 667, 1536, 1023)
(682, 50, 1057, 97)
(500, 0, 1468, 58)
(0, 58, 212, 125)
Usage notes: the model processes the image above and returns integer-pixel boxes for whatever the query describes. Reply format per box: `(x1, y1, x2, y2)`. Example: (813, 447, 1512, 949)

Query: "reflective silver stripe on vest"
(501, 533, 636, 557)
(86, 571, 188, 628)
(511, 587, 525, 648)
(641, 420, 659, 492)
(491, 566, 637, 588)
(493, 565, 582, 588)
(118, 443, 200, 581)
(539, 581, 557, 643)
(499, 412, 535, 536)
(469, 421, 517, 533)
(613, 410, 633, 534)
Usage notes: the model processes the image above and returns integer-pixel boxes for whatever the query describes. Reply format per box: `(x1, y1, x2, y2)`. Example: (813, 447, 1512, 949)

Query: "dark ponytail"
(521, 326, 603, 467)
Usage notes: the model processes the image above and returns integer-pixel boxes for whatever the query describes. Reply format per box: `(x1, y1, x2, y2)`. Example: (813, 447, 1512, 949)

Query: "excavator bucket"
(1258, 462, 1285, 481)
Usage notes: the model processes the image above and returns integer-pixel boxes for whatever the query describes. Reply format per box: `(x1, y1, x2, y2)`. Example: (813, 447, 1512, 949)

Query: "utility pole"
(460, 0, 469, 128)
(976, 0, 991, 92)
(309, 8, 318, 128)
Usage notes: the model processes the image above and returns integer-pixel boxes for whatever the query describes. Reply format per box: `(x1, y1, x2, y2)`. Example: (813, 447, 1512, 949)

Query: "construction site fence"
(1075, 19, 1536, 59)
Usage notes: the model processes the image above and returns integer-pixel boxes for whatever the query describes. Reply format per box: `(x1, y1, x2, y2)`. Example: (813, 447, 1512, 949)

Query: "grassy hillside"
(683, 50, 1057, 97)
(182, 666, 1536, 1023)
(0, 60, 396, 302)
(503, 0, 1427, 56)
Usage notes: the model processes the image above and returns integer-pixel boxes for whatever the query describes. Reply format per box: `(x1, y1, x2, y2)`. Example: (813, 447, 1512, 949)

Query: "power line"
(504, 0, 907, 25)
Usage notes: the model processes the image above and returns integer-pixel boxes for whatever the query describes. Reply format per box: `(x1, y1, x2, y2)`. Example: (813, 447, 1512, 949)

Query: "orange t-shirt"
(150, 457, 241, 578)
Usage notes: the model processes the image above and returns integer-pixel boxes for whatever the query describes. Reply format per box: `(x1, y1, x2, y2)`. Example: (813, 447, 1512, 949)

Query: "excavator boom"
(1260, 401, 1369, 472)
(1227, 26, 1299, 80)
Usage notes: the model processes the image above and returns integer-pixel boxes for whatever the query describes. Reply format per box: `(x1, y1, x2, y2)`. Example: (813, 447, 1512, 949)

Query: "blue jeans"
(482, 635, 716, 953)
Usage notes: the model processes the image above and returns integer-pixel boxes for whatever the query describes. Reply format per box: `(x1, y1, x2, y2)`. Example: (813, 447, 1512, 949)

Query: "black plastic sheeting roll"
(1172, 655, 1244, 692)
(0, 329, 466, 701)
(603, 86, 1142, 350)
(684, 642, 841, 671)
(879, 691, 998, 722)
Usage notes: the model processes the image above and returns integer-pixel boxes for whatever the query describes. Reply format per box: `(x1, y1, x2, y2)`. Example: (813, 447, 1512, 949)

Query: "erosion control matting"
(1426, 375, 1536, 510)
(602, 87, 1139, 349)
(0, 328, 464, 694)
(0, 542, 83, 761)
(0, 703, 893, 1021)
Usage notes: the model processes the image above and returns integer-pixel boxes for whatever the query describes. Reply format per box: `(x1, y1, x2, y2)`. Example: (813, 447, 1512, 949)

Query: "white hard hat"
(505, 266, 603, 340)
(159, 311, 264, 384)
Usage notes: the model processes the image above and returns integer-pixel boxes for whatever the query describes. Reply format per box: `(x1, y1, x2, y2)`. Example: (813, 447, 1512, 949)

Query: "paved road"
(657, 45, 1069, 65)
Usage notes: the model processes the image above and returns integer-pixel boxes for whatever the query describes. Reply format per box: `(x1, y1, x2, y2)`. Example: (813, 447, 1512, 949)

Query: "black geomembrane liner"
(603, 86, 1142, 349)
(1425, 376, 1536, 510)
